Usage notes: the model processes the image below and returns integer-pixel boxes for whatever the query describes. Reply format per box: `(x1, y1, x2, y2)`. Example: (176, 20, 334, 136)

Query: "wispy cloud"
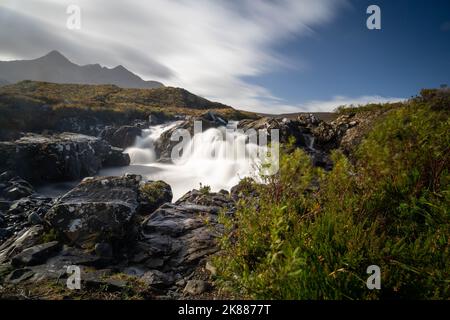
(239, 95, 405, 114)
(0, 0, 351, 112)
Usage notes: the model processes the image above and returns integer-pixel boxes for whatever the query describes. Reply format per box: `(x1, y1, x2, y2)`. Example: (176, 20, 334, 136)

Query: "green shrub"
(215, 97, 449, 299)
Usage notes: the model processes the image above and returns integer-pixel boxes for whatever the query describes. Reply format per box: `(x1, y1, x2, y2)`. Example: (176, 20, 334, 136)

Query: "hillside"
(0, 51, 163, 89)
(0, 80, 255, 139)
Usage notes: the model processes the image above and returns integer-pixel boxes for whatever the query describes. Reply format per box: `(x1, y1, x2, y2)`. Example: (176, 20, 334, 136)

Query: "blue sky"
(249, 0, 450, 109)
(0, 0, 449, 113)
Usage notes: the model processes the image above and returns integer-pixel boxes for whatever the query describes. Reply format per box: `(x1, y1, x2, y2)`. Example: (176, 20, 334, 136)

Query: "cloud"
(294, 95, 405, 113)
(0, 0, 347, 112)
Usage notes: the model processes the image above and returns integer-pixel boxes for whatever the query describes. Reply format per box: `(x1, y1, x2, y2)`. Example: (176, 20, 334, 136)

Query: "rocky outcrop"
(0, 177, 235, 299)
(45, 175, 142, 250)
(0, 133, 130, 183)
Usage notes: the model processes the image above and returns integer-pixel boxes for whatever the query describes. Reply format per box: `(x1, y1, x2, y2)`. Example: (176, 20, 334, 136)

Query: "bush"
(215, 98, 449, 299)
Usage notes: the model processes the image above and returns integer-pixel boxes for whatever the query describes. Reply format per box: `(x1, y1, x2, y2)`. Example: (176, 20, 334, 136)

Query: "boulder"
(139, 180, 173, 214)
(0, 133, 130, 183)
(100, 125, 142, 148)
(102, 147, 131, 167)
(11, 241, 60, 267)
(45, 175, 141, 249)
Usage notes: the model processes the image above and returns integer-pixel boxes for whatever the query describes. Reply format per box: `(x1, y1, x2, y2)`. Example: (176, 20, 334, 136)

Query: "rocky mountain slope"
(0, 51, 163, 89)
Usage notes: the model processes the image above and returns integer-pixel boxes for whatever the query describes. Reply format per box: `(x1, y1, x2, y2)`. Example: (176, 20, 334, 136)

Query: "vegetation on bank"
(0, 80, 256, 135)
(215, 89, 450, 299)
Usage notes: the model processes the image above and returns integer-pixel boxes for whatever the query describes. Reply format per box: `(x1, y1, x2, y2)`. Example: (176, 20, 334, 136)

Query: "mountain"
(0, 50, 164, 89)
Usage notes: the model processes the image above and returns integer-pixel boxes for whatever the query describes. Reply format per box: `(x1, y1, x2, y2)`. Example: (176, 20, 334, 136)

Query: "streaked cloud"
(0, 0, 362, 113)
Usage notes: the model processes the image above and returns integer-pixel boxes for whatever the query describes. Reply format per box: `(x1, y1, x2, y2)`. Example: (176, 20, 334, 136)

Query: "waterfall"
(124, 122, 181, 164)
(103, 121, 267, 200)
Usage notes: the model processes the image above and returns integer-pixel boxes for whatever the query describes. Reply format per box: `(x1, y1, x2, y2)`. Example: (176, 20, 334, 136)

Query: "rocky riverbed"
(0, 109, 372, 299)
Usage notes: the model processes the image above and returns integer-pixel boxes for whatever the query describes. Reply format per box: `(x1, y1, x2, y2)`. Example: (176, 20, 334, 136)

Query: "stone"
(45, 175, 141, 249)
(102, 147, 130, 167)
(183, 280, 210, 295)
(205, 261, 217, 276)
(100, 125, 142, 148)
(0, 176, 34, 201)
(94, 242, 113, 258)
(139, 180, 173, 214)
(141, 270, 175, 289)
(138, 190, 234, 274)
(27, 212, 44, 225)
(11, 241, 60, 267)
(0, 225, 44, 264)
(0, 133, 130, 184)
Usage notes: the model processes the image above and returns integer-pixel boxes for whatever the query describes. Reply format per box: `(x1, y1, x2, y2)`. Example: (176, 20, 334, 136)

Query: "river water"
(99, 121, 266, 200)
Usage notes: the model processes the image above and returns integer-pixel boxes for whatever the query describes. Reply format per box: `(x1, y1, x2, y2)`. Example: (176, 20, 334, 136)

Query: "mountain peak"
(39, 50, 71, 64)
(0, 51, 164, 89)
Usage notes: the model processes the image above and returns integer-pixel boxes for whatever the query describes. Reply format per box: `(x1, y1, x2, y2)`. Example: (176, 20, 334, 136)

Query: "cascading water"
(124, 122, 181, 164)
(100, 121, 268, 200)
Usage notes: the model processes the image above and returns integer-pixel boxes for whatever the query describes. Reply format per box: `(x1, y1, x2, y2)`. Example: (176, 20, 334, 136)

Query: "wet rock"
(11, 241, 60, 267)
(45, 175, 141, 249)
(139, 180, 173, 215)
(100, 125, 142, 148)
(102, 147, 131, 167)
(0, 133, 130, 184)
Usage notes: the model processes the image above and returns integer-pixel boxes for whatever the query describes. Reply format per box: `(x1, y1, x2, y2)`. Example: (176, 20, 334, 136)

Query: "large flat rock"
(45, 175, 142, 249)
(0, 133, 130, 183)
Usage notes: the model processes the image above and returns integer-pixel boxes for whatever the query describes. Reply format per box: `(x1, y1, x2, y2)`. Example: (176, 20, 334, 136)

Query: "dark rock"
(141, 270, 175, 289)
(4, 268, 35, 284)
(0, 175, 34, 201)
(45, 175, 141, 249)
(0, 228, 12, 241)
(0, 171, 16, 182)
(27, 212, 44, 225)
(100, 125, 142, 148)
(94, 242, 113, 258)
(139, 180, 173, 214)
(137, 190, 234, 274)
(0, 225, 44, 264)
(11, 241, 60, 267)
(0, 133, 130, 184)
(102, 147, 130, 167)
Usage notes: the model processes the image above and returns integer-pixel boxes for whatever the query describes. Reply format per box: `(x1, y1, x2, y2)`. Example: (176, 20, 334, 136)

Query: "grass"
(214, 89, 450, 299)
(0, 80, 257, 135)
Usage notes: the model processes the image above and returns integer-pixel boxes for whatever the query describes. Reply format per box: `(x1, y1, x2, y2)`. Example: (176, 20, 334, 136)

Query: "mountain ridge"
(0, 50, 164, 89)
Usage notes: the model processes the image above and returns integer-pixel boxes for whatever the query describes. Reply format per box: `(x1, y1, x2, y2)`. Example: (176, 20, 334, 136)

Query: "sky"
(0, 0, 449, 113)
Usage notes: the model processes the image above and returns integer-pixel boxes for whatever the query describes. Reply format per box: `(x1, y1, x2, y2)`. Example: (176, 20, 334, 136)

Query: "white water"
(100, 121, 265, 200)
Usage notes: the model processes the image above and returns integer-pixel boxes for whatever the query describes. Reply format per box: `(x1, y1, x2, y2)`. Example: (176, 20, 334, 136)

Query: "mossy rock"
(139, 180, 173, 214)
